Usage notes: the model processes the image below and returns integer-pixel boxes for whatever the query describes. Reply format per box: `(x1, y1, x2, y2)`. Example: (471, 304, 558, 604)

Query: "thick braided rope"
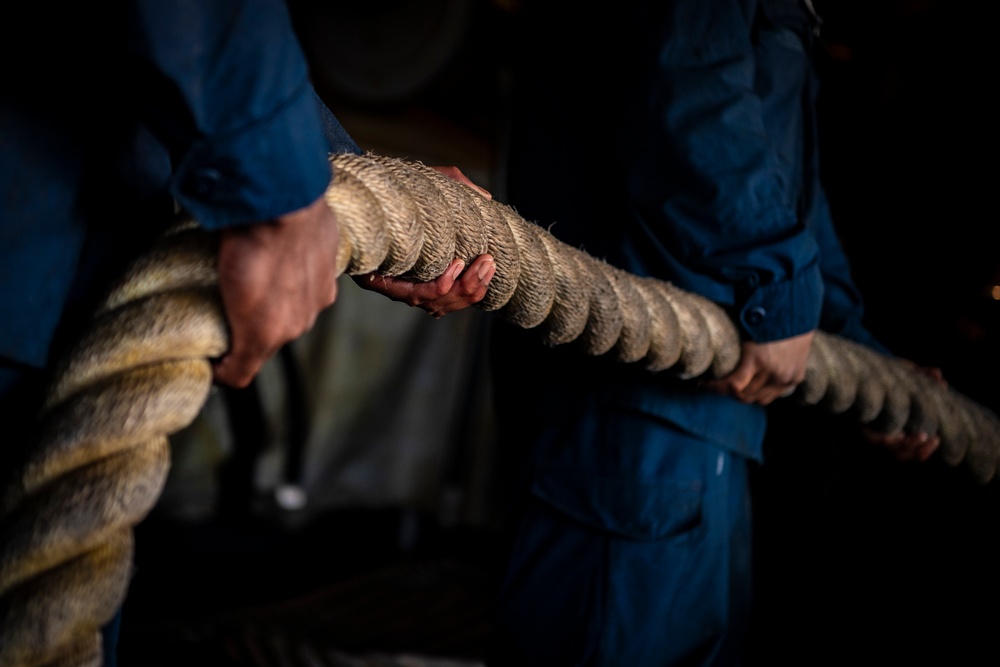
(2, 152, 998, 666)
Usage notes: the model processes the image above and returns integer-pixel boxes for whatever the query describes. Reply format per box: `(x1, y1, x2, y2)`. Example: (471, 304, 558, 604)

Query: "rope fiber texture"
(2, 152, 998, 666)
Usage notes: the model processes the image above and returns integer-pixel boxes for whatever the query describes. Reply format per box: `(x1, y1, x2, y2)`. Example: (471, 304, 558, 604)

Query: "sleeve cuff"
(170, 81, 333, 230)
(736, 266, 823, 342)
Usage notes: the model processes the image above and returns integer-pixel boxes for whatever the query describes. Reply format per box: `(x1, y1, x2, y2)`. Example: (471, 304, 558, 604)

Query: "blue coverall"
(488, 0, 887, 664)
(0, 1, 358, 664)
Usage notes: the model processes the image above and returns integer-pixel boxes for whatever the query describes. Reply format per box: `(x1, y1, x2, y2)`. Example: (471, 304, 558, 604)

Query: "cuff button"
(745, 306, 766, 326)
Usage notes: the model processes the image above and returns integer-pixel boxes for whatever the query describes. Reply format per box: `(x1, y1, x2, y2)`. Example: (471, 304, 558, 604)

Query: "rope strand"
(2, 152, 997, 666)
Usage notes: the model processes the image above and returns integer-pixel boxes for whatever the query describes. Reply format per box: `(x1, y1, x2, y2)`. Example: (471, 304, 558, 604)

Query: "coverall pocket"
(530, 469, 703, 542)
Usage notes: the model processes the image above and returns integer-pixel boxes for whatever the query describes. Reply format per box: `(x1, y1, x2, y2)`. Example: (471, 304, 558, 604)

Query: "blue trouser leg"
(490, 412, 753, 667)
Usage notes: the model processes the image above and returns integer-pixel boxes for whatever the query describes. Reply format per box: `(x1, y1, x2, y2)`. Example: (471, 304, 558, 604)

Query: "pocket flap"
(532, 469, 702, 541)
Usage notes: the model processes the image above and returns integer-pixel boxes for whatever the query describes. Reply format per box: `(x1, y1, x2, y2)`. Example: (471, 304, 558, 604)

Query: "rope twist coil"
(2, 152, 998, 666)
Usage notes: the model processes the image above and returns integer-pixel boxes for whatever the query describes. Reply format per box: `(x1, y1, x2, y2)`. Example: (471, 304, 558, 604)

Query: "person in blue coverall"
(0, 1, 492, 665)
(483, 0, 941, 665)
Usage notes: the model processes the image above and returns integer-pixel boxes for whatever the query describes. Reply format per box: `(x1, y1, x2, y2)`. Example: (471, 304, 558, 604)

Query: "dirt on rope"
(2, 151, 998, 667)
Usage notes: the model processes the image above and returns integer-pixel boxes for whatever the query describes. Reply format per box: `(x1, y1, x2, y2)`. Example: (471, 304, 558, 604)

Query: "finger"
(863, 428, 903, 446)
(752, 387, 790, 407)
(431, 165, 493, 200)
(927, 367, 947, 387)
(321, 277, 339, 309)
(700, 373, 750, 399)
(355, 260, 464, 306)
(916, 436, 941, 462)
(213, 297, 267, 388)
(457, 256, 496, 297)
(213, 348, 266, 389)
(426, 294, 464, 317)
(460, 177, 493, 200)
(213, 310, 308, 388)
(709, 360, 755, 396)
(425, 292, 474, 318)
(734, 373, 772, 404)
(354, 272, 410, 301)
(420, 258, 465, 296)
(873, 430, 939, 463)
(425, 257, 496, 316)
(419, 260, 466, 311)
(896, 432, 934, 462)
(435, 258, 466, 292)
(778, 385, 798, 399)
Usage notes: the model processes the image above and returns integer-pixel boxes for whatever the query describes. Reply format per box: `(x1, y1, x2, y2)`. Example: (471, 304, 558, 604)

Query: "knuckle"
(775, 370, 798, 386)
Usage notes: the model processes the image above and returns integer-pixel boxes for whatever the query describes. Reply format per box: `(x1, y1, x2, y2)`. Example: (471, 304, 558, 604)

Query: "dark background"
(118, 2, 1000, 665)
(748, 2, 1000, 664)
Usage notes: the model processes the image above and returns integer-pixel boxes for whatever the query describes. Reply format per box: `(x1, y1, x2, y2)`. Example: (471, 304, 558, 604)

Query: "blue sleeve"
(620, 0, 823, 343)
(124, 0, 342, 229)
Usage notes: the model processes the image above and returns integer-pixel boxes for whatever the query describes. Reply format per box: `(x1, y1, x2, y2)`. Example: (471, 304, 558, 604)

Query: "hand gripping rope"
(2, 152, 997, 666)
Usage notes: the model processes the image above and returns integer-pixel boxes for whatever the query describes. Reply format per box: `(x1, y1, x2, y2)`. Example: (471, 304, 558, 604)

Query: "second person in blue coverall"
(483, 0, 939, 665)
